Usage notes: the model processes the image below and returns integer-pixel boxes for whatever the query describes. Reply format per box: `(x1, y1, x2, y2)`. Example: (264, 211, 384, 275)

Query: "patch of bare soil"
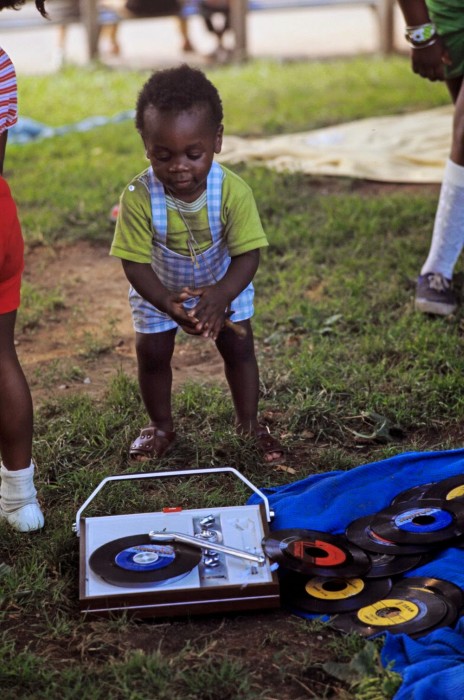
(19, 240, 227, 406)
(18, 180, 441, 408)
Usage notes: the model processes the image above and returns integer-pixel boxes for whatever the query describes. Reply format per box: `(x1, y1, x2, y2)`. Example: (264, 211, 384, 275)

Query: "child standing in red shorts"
(0, 0, 47, 531)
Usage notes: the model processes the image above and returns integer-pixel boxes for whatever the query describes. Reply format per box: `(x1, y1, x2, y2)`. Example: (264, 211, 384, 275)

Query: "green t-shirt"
(426, 0, 464, 35)
(110, 164, 268, 263)
(426, 0, 464, 78)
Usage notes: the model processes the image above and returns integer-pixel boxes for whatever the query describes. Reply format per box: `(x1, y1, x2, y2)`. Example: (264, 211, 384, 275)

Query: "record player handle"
(149, 530, 266, 566)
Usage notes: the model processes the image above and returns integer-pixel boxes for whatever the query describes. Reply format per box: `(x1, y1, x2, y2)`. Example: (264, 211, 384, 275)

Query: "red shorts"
(0, 176, 24, 314)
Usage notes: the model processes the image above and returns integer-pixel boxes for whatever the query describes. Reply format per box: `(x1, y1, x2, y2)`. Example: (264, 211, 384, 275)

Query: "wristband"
(411, 38, 437, 50)
(405, 22, 436, 46)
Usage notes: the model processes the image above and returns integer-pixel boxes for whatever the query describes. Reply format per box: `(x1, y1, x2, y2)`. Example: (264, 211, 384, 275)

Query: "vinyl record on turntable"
(364, 551, 424, 579)
(89, 534, 202, 587)
(345, 515, 432, 555)
(369, 498, 464, 545)
(281, 571, 392, 614)
(330, 587, 451, 639)
(262, 529, 371, 577)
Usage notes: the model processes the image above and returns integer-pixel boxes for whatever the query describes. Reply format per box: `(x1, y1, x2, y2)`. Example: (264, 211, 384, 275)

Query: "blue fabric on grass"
(247, 448, 464, 700)
(8, 112, 135, 145)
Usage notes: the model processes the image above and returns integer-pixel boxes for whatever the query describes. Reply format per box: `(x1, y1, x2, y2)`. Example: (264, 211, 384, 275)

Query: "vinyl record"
(89, 534, 202, 587)
(262, 529, 371, 577)
(280, 571, 392, 614)
(345, 515, 432, 555)
(330, 588, 450, 639)
(364, 551, 423, 579)
(390, 482, 436, 506)
(390, 578, 460, 631)
(369, 498, 464, 545)
(423, 475, 464, 502)
(392, 576, 464, 611)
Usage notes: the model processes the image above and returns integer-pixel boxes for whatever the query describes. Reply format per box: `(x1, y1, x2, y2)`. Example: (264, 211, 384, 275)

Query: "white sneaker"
(0, 502, 44, 532)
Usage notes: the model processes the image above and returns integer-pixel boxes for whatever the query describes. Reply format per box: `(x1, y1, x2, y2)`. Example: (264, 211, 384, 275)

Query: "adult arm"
(396, 0, 450, 81)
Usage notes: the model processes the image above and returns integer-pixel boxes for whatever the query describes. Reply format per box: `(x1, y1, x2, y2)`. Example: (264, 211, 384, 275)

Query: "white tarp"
(219, 106, 453, 183)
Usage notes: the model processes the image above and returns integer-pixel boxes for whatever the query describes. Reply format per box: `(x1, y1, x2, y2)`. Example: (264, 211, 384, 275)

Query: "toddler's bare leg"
(135, 328, 177, 432)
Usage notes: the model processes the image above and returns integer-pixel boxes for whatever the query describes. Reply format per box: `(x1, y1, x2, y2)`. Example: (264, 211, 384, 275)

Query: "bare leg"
(99, 24, 121, 55)
(448, 77, 464, 165)
(215, 320, 259, 432)
(0, 311, 32, 471)
(135, 328, 177, 432)
(177, 16, 194, 52)
(129, 329, 178, 461)
(216, 321, 282, 462)
(0, 311, 43, 531)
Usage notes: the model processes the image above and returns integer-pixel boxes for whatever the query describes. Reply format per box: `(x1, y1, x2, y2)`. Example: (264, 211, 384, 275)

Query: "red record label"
(287, 539, 347, 566)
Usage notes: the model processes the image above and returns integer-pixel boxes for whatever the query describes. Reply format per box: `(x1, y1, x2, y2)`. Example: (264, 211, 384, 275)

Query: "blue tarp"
(248, 448, 464, 700)
(8, 112, 135, 145)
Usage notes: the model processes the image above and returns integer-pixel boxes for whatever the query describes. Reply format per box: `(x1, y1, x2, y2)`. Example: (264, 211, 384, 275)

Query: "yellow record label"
(446, 485, 464, 500)
(357, 598, 419, 626)
(305, 577, 365, 600)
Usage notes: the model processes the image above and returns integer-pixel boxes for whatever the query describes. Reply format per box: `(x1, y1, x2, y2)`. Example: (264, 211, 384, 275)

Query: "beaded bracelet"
(405, 22, 436, 46)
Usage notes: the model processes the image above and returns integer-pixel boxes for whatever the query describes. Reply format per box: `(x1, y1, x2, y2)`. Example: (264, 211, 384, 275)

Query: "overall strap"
(206, 161, 225, 242)
(148, 162, 225, 241)
(148, 167, 168, 238)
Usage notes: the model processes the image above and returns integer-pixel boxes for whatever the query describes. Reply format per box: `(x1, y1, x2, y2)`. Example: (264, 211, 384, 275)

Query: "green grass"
(1, 56, 458, 699)
(8, 56, 449, 245)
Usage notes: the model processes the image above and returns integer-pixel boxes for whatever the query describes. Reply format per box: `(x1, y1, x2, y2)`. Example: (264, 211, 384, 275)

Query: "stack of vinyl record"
(262, 475, 464, 639)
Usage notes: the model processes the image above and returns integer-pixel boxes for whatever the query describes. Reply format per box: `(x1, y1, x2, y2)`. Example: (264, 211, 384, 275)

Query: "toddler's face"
(142, 105, 223, 202)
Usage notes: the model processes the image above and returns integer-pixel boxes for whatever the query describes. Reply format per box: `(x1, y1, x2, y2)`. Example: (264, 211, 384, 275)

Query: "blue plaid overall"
(129, 162, 255, 334)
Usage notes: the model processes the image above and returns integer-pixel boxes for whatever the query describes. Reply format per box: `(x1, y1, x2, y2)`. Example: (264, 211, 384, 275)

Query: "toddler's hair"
(0, 0, 47, 16)
(135, 64, 223, 133)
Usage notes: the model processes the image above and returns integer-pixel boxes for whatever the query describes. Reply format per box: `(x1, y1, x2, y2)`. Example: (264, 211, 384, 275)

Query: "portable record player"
(75, 467, 280, 619)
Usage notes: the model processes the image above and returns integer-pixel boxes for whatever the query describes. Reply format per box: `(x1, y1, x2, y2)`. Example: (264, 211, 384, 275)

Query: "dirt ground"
(18, 179, 439, 408)
(19, 239, 229, 406)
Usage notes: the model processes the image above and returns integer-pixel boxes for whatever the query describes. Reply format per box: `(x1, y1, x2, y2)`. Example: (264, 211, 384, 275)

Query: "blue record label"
(394, 507, 453, 533)
(115, 544, 176, 571)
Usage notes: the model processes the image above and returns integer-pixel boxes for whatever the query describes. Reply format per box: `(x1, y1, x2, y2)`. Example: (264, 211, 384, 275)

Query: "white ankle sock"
(0, 462, 44, 532)
(421, 159, 464, 279)
(0, 462, 37, 512)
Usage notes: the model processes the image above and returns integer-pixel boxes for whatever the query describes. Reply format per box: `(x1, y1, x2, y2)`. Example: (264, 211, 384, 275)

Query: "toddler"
(110, 64, 284, 464)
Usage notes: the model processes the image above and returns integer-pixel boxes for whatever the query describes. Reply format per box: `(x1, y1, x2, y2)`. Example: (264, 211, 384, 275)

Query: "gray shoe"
(415, 273, 457, 316)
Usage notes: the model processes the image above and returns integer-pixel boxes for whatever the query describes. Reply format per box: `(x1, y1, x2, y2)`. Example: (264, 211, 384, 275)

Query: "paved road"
(2, 5, 405, 75)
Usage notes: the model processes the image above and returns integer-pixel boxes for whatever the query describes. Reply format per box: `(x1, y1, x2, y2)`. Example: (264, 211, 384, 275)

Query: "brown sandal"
(129, 426, 176, 461)
(251, 425, 285, 465)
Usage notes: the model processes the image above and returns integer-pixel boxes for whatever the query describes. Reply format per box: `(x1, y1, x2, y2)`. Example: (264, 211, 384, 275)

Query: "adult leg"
(130, 328, 177, 461)
(215, 321, 283, 462)
(177, 16, 194, 52)
(416, 77, 464, 315)
(0, 311, 43, 531)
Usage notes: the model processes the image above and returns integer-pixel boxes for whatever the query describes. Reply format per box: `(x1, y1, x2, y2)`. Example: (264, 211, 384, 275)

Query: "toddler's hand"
(166, 291, 200, 330)
(181, 286, 228, 340)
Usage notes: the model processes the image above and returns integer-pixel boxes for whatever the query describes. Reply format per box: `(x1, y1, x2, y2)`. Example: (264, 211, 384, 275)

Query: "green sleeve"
(220, 166, 269, 257)
(109, 171, 153, 264)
